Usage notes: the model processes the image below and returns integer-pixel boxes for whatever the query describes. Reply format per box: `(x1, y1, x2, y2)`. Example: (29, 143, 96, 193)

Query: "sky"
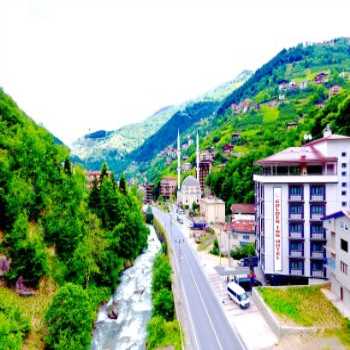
(1, 0, 350, 145)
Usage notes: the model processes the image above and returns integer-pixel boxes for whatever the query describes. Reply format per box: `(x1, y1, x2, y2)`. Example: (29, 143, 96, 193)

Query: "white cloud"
(0, 0, 349, 144)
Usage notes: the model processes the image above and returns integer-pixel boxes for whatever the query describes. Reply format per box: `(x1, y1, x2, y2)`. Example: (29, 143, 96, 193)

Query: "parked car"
(176, 216, 183, 224)
(233, 273, 262, 291)
(227, 281, 250, 309)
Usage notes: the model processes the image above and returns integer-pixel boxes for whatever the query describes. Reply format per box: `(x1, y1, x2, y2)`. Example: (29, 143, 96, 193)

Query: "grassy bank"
(147, 218, 182, 350)
(258, 285, 350, 347)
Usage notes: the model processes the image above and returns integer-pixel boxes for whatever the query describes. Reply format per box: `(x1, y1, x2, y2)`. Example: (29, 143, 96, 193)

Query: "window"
(290, 261, 303, 270)
(341, 239, 348, 252)
(290, 223, 303, 233)
(289, 185, 303, 196)
(311, 204, 325, 215)
(342, 152, 347, 157)
(342, 182, 347, 187)
(242, 234, 250, 240)
(342, 163, 347, 169)
(290, 204, 303, 214)
(340, 261, 348, 275)
(311, 223, 323, 234)
(290, 242, 303, 251)
(342, 202, 347, 207)
(342, 171, 347, 176)
(311, 242, 323, 252)
(342, 190, 347, 196)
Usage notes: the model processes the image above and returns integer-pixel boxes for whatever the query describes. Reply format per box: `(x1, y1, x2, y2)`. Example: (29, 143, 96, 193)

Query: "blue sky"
(1, 0, 350, 145)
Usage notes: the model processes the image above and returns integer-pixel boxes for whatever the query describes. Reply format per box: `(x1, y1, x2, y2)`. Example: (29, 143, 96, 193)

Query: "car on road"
(227, 281, 250, 309)
(176, 215, 183, 224)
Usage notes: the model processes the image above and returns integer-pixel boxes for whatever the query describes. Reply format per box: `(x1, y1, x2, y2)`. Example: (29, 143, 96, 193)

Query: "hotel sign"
(273, 187, 282, 272)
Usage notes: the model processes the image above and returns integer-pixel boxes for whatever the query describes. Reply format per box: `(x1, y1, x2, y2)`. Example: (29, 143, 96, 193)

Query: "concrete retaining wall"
(252, 288, 319, 339)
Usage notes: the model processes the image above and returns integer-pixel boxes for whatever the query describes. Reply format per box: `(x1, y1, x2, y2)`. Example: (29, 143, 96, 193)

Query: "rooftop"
(322, 210, 350, 221)
(231, 203, 256, 214)
(230, 219, 255, 233)
(181, 175, 200, 188)
(200, 197, 225, 204)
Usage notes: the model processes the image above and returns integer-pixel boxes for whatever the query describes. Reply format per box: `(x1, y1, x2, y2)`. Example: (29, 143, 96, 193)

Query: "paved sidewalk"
(179, 221, 279, 350)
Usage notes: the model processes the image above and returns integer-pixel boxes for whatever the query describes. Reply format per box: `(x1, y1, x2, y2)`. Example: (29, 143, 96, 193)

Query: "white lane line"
(156, 212, 200, 350)
(181, 247, 224, 350)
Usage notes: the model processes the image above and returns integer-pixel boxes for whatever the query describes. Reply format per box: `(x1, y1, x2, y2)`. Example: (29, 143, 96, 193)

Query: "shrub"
(0, 298, 30, 350)
(230, 243, 256, 260)
(152, 254, 171, 293)
(45, 283, 94, 350)
(153, 288, 174, 321)
(210, 239, 220, 256)
(146, 316, 166, 349)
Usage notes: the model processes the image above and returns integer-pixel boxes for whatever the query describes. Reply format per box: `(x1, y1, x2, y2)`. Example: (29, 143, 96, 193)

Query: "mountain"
(71, 105, 178, 170)
(153, 38, 350, 206)
(71, 70, 252, 175)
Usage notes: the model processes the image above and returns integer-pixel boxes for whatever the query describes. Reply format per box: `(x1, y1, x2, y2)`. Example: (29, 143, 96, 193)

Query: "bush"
(230, 243, 256, 260)
(45, 283, 94, 350)
(152, 254, 172, 293)
(153, 288, 174, 321)
(146, 316, 166, 349)
(210, 239, 220, 256)
(0, 298, 30, 350)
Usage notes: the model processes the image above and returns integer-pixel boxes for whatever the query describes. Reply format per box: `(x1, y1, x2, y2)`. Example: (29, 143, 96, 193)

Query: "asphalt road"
(153, 206, 245, 350)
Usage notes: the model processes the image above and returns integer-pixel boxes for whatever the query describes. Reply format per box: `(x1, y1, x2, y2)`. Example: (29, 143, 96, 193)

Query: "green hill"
(152, 38, 350, 208)
(0, 88, 148, 349)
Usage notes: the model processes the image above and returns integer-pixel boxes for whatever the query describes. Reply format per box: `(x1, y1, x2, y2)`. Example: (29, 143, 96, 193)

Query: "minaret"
(177, 129, 181, 190)
(196, 130, 200, 182)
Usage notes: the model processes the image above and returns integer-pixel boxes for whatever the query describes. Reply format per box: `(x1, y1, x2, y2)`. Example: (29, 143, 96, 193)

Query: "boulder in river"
(107, 300, 119, 320)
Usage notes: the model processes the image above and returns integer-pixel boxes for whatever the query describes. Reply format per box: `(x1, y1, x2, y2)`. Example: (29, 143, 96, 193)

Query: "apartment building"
(323, 211, 350, 308)
(254, 127, 350, 283)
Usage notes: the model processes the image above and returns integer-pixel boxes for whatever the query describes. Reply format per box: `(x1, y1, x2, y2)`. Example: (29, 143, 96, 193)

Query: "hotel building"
(254, 128, 350, 283)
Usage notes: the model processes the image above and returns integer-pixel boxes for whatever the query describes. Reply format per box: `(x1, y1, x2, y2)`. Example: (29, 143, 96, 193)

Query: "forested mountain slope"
(154, 38, 350, 208)
(0, 88, 148, 349)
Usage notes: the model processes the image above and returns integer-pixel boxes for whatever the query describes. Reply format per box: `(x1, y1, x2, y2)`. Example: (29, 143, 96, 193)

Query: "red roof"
(230, 219, 255, 234)
(256, 145, 337, 165)
(304, 134, 350, 146)
(231, 204, 256, 214)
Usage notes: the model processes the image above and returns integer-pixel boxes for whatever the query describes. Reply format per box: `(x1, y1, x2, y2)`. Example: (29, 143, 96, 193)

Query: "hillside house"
(229, 219, 256, 247)
(199, 197, 225, 224)
(231, 132, 241, 144)
(329, 85, 341, 97)
(160, 176, 177, 199)
(231, 203, 256, 221)
(182, 162, 192, 171)
(87, 170, 111, 188)
(299, 80, 308, 90)
(287, 121, 297, 130)
(223, 144, 234, 154)
(315, 72, 329, 84)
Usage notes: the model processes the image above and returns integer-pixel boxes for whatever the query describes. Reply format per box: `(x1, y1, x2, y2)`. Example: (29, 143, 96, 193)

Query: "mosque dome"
(181, 175, 200, 189)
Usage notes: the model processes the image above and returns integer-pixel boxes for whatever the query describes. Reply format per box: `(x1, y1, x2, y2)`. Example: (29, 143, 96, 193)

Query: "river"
(92, 225, 161, 350)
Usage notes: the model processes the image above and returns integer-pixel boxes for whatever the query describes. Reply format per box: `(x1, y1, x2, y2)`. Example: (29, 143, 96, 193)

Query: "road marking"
(181, 246, 224, 350)
(156, 211, 200, 350)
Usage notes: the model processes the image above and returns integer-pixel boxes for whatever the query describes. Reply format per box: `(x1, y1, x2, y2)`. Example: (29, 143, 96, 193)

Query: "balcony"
(310, 233, 326, 240)
(310, 195, 325, 202)
(290, 268, 304, 276)
(311, 270, 325, 278)
(290, 250, 304, 258)
(310, 213, 324, 221)
(311, 251, 325, 259)
(289, 213, 303, 220)
(289, 194, 303, 201)
(289, 231, 304, 239)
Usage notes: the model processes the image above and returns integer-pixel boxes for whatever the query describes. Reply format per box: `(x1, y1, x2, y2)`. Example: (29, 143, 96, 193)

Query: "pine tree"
(119, 175, 127, 194)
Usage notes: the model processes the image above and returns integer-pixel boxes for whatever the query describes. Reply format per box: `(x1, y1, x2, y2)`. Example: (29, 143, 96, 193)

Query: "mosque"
(176, 130, 202, 207)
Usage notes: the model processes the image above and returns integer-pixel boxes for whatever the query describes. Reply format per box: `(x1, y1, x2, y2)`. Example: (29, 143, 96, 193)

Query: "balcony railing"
(310, 233, 326, 240)
(289, 213, 303, 220)
(289, 232, 303, 239)
(310, 195, 325, 202)
(289, 194, 303, 201)
(310, 213, 324, 220)
(290, 250, 304, 258)
(290, 268, 304, 276)
(311, 270, 325, 278)
(311, 251, 325, 259)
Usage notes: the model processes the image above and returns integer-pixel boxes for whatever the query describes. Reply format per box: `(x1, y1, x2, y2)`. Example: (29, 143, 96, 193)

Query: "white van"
(227, 281, 250, 309)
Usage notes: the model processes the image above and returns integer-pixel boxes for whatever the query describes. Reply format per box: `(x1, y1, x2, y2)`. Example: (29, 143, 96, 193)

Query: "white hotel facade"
(254, 128, 350, 283)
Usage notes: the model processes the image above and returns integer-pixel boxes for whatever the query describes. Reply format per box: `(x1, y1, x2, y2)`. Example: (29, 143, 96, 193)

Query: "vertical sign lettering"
(273, 187, 282, 271)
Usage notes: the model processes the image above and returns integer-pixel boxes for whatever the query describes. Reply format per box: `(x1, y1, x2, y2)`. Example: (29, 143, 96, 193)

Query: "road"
(153, 206, 245, 350)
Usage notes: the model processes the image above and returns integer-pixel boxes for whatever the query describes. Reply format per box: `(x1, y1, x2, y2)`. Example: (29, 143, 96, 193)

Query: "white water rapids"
(92, 225, 161, 350)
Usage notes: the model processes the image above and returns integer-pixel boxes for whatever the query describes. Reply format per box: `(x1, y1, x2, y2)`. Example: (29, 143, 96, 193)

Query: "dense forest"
(0, 88, 149, 349)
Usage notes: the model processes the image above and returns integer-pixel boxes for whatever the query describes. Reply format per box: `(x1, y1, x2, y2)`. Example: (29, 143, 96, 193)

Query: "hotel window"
(342, 163, 347, 169)
(289, 185, 303, 197)
(341, 239, 348, 252)
(311, 223, 323, 234)
(290, 261, 303, 270)
(340, 261, 348, 275)
(290, 223, 303, 233)
(342, 152, 347, 157)
(342, 171, 347, 176)
(290, 204, 303, 214)
(290, 242, 303, 251)
(310, 204, 325, 215)
(310, 185, 325, 197)
(342, 202, 347, 207)
(342, 190, 347, 196)
(342, 182, 347, 187)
